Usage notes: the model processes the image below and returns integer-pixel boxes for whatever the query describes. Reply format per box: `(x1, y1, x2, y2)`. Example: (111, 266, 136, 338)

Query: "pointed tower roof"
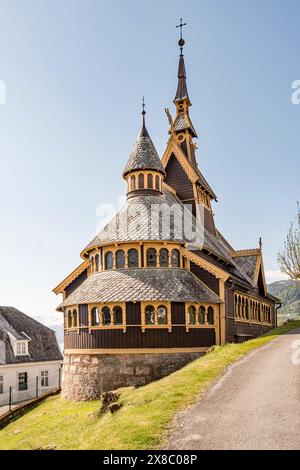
(174, 53, 191, 104)
(123, 101, 166, 177)
(174, 19, 191, 105)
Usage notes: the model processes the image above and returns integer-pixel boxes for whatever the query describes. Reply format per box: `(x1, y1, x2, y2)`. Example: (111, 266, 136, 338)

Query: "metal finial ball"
(178, 38, 185, 47)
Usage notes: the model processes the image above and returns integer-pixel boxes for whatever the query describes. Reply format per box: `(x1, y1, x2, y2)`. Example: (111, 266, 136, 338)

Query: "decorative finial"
(259, 237, 262, 251)
(142, 96, 146, 126)
(176, 18, 187, 54)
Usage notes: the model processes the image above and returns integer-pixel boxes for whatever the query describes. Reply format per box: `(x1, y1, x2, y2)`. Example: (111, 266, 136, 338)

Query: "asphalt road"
(165, 329, 300, 450)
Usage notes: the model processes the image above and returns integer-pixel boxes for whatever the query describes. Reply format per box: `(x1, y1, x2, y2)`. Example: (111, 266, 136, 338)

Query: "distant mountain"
(268, 280, 300, 318)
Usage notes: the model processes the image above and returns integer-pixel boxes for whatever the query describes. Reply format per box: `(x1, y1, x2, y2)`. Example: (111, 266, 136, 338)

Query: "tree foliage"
(278, 202, 300, 280)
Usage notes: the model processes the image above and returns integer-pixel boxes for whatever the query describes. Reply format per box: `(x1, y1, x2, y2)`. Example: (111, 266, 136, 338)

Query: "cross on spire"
(176, 18, 186, 40)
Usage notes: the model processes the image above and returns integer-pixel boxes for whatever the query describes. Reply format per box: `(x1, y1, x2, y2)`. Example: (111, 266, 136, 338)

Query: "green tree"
(278, 202, 300, 280)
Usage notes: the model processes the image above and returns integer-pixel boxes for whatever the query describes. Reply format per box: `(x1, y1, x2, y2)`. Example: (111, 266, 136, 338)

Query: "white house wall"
(0, 360, 62, 396)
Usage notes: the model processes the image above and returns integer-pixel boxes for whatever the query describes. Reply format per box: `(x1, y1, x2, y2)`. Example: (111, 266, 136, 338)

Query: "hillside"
(268, 280, 300, 318)
(0, 321, 299, 450)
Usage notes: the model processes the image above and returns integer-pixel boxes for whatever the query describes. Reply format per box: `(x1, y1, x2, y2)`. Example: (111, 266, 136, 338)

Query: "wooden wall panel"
(65, 269, 88, 297)
(190, 262, 220, 295)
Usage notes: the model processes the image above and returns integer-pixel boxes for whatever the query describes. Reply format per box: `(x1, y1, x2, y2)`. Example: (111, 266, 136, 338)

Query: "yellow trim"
(64, 347, 209, 355)
(231, 249, 260, 257)
(185, 302, 217, 332)
(234, 291, 272, 325)
(141, 301, 172, 332)
(182, 248, 229, 281)
(53, 261, 88, 295)
(88, 302, 126, 332)
(161, 138, 199, 183)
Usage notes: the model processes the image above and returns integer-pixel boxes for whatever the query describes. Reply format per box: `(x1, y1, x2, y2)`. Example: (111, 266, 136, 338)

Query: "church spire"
(174, 19, 190, 104)
(123, 101, 166, 197)
(139, 96, 150, 137)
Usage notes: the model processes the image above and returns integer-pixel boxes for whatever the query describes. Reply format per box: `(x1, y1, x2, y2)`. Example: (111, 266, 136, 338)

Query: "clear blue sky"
(0, 0, 298, 325)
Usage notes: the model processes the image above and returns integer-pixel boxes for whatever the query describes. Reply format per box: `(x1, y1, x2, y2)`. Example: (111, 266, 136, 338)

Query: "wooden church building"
(54, 26, 279, 401)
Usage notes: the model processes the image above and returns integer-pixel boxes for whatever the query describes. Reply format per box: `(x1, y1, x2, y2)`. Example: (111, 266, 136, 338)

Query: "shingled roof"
(123, 123, 166, 177)
(59, 268, 222, 308)
(0, 307, 62, 365)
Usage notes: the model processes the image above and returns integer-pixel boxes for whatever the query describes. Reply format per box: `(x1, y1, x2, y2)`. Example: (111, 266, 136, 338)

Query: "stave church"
(54, 23, 280, 401)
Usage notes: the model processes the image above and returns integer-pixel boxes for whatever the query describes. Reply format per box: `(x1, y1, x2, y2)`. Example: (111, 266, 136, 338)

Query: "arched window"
(105, 251, 113, 270)
(159, 248, 169, 267)
(91, 257, 95, 273)
(72, 309, 78, 327)
(67, 310, 72, 328)
(113, 306, 123, 325)
(138, 173, 144, 189)
(131, 175, 136, 190)
(188, 305, 196, 324)
(155, 175, 160, 190)
(102, 306, 111, 325)
(95, 254, 99, 272)
(171, 249, 180, 267)
(91, 307, 100, 326)
(207, 306, 214, 325)
(147, 248, 157, 267)
(128, 248, 138, 267)
(147, 174, 153, 189)
(245, 299, 249, 319)
(157, 305, 167, 324)
(198, 305, 206, 324)
(145, 305, 155, 325)
(116, 250, 125, 269)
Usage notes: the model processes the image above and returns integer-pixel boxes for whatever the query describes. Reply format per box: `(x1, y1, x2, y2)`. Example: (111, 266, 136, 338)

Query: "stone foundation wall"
(62, 352, 203, 401)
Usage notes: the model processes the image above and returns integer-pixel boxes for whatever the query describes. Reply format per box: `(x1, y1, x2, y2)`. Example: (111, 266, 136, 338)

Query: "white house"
(0, 307, 62, 407)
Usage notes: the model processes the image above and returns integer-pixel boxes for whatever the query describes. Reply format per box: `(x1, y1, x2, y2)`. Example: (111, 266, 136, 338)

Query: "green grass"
(1, 321, 299, 450)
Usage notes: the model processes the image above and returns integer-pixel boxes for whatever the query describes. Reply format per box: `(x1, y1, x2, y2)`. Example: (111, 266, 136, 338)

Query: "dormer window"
(16, 341, 29, 356)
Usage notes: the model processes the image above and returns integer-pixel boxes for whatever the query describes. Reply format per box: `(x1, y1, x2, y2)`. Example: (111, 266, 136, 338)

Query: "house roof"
(58, 268, 221, 309)
(0, 307, 62, 365)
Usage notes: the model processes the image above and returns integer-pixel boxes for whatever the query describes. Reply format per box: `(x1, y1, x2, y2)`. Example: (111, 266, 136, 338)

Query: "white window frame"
(16, 340, 29, 356)
(40, 370, 49, 387)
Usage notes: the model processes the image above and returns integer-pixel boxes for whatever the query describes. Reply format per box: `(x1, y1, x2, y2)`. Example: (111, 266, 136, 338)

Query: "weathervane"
(176, 18, 187, 53)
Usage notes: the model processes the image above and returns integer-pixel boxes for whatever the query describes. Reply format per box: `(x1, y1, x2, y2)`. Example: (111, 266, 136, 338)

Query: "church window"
(116, 250, 125, 269)
(188, 305, 196, 324)
(91, 307, 100, 326)
(95, 254, 99, 272)
(159, 248, 169, 267)
(155, 175, 160, 190)
(67, 310, 72, 328)
(147, 248, 157, 267)
(157, 305, 167, 324)
(113, 306, 123, 325)
(72, 309, 78, 327)
(145, 305, 155, 325)
(198, 305, 206, 324)
(131, 175, 136, 190)
(147, 174, 153, 189)
(102, 307, 111, 325)
(171, 249, 180, 267)
(105, 251, 113, 270)
(207, 306, 214, 325)
(138, 173, 144, 189)
(128, 248, 138, 267)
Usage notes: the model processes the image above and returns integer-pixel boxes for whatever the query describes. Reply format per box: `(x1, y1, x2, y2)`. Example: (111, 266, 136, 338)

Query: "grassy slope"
(1, 321, 299, 450)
